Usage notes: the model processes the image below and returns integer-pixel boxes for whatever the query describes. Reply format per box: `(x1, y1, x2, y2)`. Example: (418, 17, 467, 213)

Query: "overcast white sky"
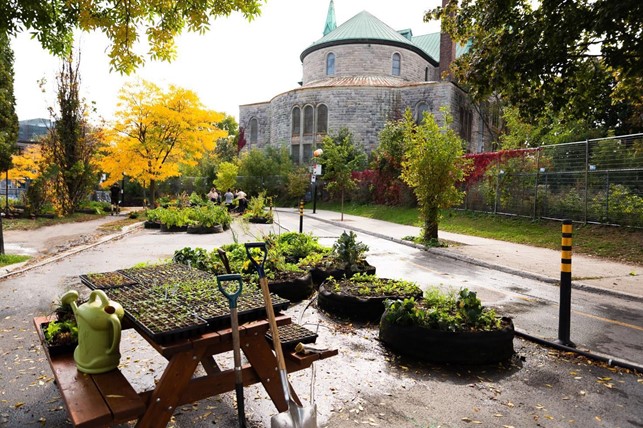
(11, 0, 442, 123)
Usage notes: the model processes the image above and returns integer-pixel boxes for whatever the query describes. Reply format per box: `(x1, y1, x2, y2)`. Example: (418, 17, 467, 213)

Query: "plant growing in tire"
(318, 273, 423, 322)
(307, 231, 376, 285)
(379, 288, 515, 364)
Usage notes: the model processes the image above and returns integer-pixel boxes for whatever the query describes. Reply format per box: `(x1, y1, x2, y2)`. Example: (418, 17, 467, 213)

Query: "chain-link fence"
(460, 134, 643, 227)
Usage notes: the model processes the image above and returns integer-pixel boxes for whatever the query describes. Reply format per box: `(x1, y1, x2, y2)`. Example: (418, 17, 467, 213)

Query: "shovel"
(245, 242, 318, 428)
(216, 274, 247, 428)
(217, 248, 233, 274)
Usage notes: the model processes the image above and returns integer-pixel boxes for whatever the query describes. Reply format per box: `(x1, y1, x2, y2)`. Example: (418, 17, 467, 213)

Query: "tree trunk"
(422, 205, 439, 242)
(150, 179, 157, 207)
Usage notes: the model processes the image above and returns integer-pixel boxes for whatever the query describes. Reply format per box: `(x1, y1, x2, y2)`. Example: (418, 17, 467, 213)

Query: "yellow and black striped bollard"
(556, 219, 576, 347)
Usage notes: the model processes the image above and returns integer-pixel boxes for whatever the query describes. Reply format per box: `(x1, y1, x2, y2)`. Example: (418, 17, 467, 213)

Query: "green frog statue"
(61, 289, 124, 374)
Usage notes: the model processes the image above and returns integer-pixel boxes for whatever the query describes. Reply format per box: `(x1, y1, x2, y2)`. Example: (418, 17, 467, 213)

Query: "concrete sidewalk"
(297, 209, 643, 301)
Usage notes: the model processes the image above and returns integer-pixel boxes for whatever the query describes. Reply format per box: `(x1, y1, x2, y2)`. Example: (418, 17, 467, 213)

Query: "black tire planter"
(379, 315, 515, 364)
(186, 224, 224, 234)
(310, 262, 376, 286)
(160, 224, 188, 232)
(269, 272, 315, 302)
(317, 282, 417, 322)
(247, 216, 273, 224)
(144, 220, 161, 229)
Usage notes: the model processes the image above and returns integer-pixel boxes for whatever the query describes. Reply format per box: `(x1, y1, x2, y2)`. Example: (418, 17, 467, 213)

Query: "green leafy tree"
(2, 1, 263, 74)
(400, 109, 470, 243)
(237, 146, 293, 197)
(319, 128, 367, 220)
(214, 161, 239, 193)
(0, 32, 18, 175)
(372, 119, 413, 205)
(428, 0, 643, 133)
(285, 166, 310, 203)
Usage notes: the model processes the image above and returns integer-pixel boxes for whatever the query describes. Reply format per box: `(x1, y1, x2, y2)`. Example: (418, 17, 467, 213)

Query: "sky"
(11, 0, 442, 124)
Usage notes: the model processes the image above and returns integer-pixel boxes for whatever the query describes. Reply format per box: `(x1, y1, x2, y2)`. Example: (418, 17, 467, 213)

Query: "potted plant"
(186, 204, 230, 234)
(318, 273, 423, 321)
(243, 192, 274, 224)
(41, 302, 78, 355)
(158, 207, 190, 232)
(307, 231, 376, 285)
(379, 288, 515, 364)
(144, 207, 162, 229)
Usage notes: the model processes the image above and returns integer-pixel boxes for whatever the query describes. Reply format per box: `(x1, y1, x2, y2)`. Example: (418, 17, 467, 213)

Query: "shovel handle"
(244, 242, 267, 278)
(217, 248, 232, 274)
(216, 274, 243, 309)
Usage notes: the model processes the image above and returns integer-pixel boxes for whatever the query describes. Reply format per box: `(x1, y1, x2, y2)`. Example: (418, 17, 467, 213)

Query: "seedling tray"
(95, 264, 290, 344)
(80, 271, 138, 289)
(266, 323, 318, 349)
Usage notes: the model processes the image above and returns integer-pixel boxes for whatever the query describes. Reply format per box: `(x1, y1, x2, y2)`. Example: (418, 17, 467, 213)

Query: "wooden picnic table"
(35, 311, 337, 427)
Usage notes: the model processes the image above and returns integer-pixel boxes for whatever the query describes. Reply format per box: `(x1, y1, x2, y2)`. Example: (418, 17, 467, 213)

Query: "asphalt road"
(0, 213, 641, 427)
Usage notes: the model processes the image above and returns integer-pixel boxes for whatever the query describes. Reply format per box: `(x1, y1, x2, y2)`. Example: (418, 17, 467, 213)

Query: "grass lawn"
(0, 254, 30, 267)
(310, 202, 642, 265)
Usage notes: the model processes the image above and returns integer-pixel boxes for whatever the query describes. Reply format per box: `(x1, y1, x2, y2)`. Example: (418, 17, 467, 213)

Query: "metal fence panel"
(460, 134, 643, 227)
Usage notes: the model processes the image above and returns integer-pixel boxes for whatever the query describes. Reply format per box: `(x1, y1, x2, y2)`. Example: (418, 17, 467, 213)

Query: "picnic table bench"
(34, 314, 337, 428)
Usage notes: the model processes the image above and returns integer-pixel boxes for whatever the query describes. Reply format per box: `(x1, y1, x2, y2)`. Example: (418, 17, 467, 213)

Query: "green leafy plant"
(243, 191, 273, 222)
(268, 231, 329, 263)
(384, 287, 502, 332)
(323, 273, 422, 297)
(332, 231, 369, 270)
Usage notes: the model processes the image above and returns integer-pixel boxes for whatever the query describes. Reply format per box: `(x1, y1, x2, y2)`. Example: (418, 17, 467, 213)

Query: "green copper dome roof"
(301, 10, 436, 64)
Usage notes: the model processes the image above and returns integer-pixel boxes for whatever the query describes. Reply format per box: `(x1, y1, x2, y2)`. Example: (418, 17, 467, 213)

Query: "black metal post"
(556, 219, 575, 347)
(312, 181, 318, 214)
(299, 199, 304, 233)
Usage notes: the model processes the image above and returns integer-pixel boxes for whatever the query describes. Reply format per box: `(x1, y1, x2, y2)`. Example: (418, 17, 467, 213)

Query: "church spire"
(323, 0, 337, 36)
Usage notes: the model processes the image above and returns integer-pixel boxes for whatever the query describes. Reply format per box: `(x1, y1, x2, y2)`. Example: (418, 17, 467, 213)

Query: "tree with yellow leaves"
(99, 80, 227, 206)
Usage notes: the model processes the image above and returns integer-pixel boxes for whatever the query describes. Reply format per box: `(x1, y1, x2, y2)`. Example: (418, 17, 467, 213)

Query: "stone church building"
(239, 1, 494, 164)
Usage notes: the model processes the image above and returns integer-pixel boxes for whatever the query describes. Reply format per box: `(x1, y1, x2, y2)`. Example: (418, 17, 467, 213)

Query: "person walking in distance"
(110, 182, 121, 215)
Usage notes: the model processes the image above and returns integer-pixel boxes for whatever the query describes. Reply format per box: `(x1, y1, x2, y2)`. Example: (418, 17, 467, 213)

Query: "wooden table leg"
(135, 348, 204, 428)
(241, 334, 301, 412)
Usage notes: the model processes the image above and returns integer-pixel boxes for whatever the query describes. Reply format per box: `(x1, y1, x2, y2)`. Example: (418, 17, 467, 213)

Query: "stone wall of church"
(239, 102, 271, 150)
(240, 81, 492, 156)
(302, 43, 437, 85)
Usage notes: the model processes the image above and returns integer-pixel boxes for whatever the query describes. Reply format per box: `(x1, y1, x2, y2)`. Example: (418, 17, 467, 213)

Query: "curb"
(0, 221, 144, 280)
(302, 213, 643, 304)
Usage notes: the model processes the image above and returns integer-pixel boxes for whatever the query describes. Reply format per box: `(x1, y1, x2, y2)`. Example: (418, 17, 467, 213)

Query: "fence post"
(584, 139, 589, 224)
(533, 148, 541, 220)
(299, 199, 304, 233)
(556, 219, 575, 347)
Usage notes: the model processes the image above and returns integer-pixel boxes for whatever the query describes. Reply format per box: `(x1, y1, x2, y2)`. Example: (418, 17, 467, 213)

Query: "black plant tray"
(118, 263, 213, 286)
(266, 323, 318, 349)
(102, 275, 290, 344)
(80, 271, 139, 290)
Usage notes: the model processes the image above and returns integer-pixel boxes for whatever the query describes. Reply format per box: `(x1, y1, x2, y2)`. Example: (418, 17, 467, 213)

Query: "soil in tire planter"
(186, 224, 224, 234)
(379, 315, 515, 364)
(269, 272, 315, 302)
(144, 220, 161, 229)
(317, 281, 421, 322)
(309, 262, 376, 286)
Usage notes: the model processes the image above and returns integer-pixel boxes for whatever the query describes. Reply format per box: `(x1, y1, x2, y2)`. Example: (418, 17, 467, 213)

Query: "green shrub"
(332, 231, 369, 270)
(384, 287, 502, 332)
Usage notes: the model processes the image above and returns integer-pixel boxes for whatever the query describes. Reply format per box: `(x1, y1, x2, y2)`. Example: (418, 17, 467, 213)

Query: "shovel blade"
(270, 403, 317, 428)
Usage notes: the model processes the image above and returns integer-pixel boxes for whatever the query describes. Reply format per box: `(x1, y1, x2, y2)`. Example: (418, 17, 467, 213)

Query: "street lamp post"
(312, 149, 323, 214)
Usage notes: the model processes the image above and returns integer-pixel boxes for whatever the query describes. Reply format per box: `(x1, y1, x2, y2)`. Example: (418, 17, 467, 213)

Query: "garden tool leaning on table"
(216, 274, 247, 428)
(245, 242, 318, 428)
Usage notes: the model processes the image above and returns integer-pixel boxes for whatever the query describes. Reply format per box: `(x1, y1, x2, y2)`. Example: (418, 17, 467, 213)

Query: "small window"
(392, 53, 401, 76)
(459, 107, 473, 143)
(326, 53, 335, 75)
(303, 105, 314, 135)
(291, 107, 301, 137)
(249, 118, 258, 145)
(316, 105, 328, 134)
(424, 67, 429, 81)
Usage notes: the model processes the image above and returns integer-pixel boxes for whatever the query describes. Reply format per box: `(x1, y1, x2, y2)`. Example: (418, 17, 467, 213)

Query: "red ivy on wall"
(463, 148, 540, 186)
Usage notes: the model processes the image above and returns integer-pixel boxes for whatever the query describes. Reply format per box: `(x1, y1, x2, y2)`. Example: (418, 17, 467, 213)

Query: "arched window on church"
(303, 105, 314, 135)
(249, 118, 258, 145)
(416, 102, 429, 124)
(291, 107, 301, 137)
(326, 52, 335, 76)
(316, 104, 328, 134)
(392, 53, 401, 76)
(424, 67, 429, 81)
